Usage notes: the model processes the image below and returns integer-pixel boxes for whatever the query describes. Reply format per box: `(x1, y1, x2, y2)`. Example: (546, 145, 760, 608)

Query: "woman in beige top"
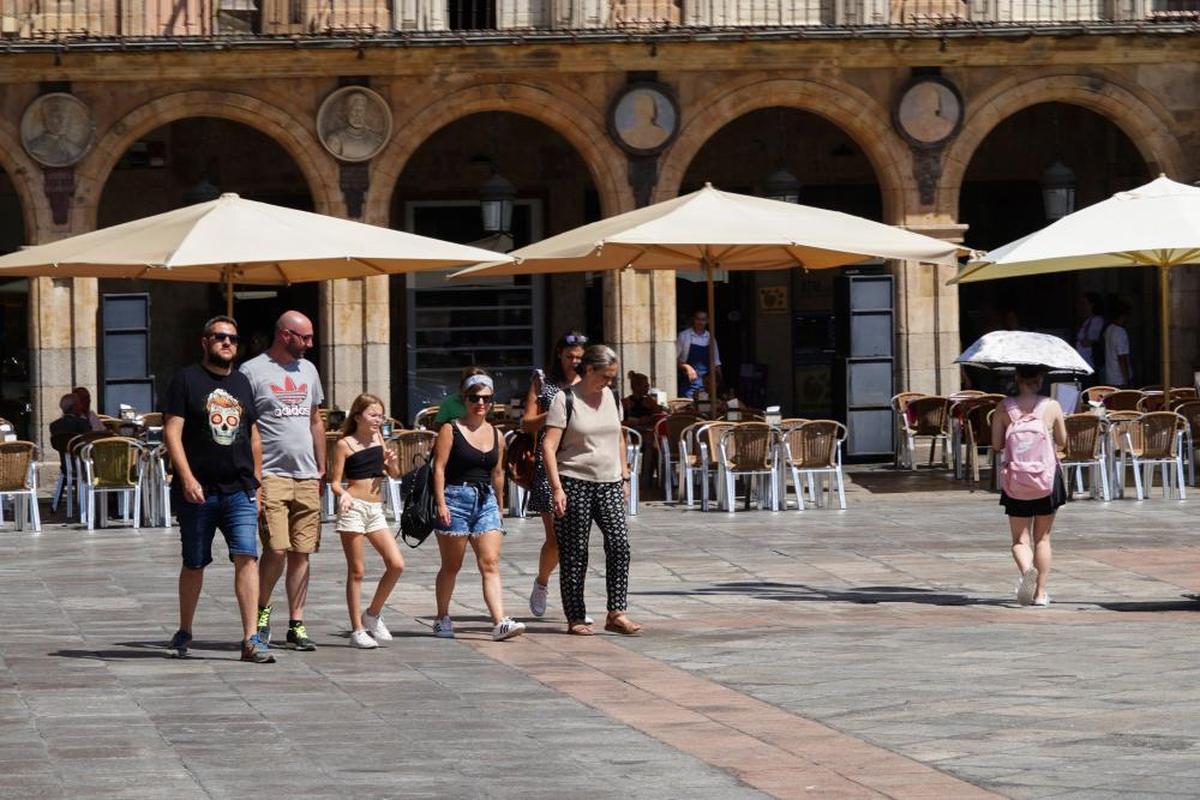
(542, 345, 642, 636)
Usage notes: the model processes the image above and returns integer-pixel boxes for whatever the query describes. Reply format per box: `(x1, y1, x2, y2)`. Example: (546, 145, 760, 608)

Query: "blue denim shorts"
(175, 489, 259, 569)
(439, 483, 503, 536)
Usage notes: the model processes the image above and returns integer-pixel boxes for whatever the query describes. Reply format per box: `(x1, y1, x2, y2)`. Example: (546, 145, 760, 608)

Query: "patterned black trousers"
(553, 477, 630, 622)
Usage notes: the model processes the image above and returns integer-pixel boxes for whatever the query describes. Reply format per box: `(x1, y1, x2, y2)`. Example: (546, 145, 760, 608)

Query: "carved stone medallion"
(21, 93, 94, 168)
(317, 86, 392, 163)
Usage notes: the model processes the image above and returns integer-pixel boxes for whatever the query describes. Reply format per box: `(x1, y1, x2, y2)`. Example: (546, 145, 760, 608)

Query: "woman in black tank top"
(430, 369, 525, 642)
(328, 393, 404, 649)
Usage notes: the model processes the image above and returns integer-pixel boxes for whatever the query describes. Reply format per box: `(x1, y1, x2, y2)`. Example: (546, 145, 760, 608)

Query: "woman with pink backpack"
(991, 365, 1068, 607)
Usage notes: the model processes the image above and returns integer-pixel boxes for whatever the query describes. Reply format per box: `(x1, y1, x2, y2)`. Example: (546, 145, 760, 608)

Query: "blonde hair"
(341, 393, 386, 437)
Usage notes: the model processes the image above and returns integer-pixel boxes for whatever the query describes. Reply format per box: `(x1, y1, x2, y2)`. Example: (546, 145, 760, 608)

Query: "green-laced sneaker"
(287, 623, 317, 652)
(256, 605, 272, 646)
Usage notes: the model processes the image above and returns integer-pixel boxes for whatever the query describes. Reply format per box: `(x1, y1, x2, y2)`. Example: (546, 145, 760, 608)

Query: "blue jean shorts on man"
(439, 483, 502, 536)
(176, 490, 260, 568)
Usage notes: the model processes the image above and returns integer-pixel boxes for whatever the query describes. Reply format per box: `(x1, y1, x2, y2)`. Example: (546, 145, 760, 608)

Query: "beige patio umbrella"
(951, 175, 1200, 388)
(450, 183, 966, 382)
(0, 192, 514, 315)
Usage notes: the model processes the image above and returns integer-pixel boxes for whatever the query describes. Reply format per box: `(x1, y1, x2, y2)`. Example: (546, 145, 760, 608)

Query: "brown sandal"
(567, 621, 594, 636)
(604, 614, 643, 635)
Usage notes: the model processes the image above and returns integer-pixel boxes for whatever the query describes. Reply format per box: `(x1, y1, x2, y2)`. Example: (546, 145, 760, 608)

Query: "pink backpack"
(1000, 398, 1057, 500)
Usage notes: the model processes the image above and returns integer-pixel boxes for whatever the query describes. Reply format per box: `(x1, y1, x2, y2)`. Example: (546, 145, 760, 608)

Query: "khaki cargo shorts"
(258, 475, 321, 553)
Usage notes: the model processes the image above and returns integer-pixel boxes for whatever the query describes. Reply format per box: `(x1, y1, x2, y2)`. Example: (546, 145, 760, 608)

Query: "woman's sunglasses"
(466, 394, 495, 405)
(563, 334, 588, 345)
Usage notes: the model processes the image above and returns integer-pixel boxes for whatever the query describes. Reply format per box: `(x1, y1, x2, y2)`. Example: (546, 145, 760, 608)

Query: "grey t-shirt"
(239, 353, 325, 478)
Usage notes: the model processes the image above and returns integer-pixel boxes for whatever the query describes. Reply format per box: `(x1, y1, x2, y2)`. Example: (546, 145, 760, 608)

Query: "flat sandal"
(604, 614, 642, 635)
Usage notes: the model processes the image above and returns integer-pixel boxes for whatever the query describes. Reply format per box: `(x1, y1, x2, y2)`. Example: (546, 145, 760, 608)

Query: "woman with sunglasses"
(522, 331, 587, 619)
(430, 370, 525, 641)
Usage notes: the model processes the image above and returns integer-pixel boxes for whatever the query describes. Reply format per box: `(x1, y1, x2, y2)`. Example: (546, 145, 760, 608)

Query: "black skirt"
(999, 466, 1067, 517)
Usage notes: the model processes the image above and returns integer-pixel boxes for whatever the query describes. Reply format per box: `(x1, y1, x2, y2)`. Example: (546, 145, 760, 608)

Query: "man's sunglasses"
(285, 328, 315, 343)
(466, 394, 495, 404)
(209, 332, 241, 344)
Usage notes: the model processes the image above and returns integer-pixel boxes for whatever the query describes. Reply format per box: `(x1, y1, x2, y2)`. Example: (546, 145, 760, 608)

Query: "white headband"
(463, 375, 494, 392)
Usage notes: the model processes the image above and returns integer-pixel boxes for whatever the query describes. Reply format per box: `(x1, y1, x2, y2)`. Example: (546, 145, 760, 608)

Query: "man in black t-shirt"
(162, 315, 273, 664)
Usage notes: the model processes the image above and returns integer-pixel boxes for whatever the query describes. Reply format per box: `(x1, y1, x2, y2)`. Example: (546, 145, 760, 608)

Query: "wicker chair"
(1082, 385, 1118, 407)
(49, 430, 77, 515)
(717, 422, 780, 512)
(79, 437, 145, 530)
(677, 421, 733, 511)
(1104, 390, 1145, 412)
(656, 413, 702, 502)
(963, 401, 998, 487)
(780, 420, 847, 511)
(1169, 387, 1198, 406)
(1105, 411, 1144, 500)
(1129, 412, 1189, 500)
(384, 430, 438, 518)
(1060, 413, 1109, 501)
(900, 396, 950, 470)
(67, 431, 109, 523)
(1172, 400, 1200, 486)
(412, 405, 440, 430)
(1136, 393, 1167, 413)
(142, 443, 173, 528)
(666, 398, 697, 414)
(322, 430, 344, 520)
(623, 427, 642, 515)
(890, 392, 926, 468)
(0, 441, 40, 532)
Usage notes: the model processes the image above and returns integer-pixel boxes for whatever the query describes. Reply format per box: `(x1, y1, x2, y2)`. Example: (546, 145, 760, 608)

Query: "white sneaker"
(362, 610, 393, 642)
(1016, 567, 1039, 606)
(1032, 594, 1051, 607)
(529, 580, 549, 618)
(349, 629, 378, 649)
(433, 616, 455, 639)
(492, 617, 526, 641)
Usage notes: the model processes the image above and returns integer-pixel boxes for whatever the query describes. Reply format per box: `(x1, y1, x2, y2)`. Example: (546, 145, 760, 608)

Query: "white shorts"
(336, 498, 388, 534)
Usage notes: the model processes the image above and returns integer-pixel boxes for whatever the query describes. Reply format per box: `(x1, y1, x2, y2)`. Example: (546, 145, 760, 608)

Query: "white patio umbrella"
(951, 175, 1200, 389)
(450, 183, 966, 382)
(0, 192, 514, 315)
(955, 330, 1093, 375)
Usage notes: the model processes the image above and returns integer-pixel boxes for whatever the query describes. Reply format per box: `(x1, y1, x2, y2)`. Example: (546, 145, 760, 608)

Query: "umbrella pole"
(1160, 263, 1170, 390)
(225, 271, 234, 319)
(705, 259, 717, 397)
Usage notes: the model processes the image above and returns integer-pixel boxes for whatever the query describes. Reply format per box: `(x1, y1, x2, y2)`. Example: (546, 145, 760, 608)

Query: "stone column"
(603, 269, 677, 395)
(893, 221, 967, 396)
(28, 276, 98, 453)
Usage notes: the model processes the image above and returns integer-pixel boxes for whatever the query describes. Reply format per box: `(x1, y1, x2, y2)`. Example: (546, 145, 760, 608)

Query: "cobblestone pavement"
(2, 467, 1199, 798)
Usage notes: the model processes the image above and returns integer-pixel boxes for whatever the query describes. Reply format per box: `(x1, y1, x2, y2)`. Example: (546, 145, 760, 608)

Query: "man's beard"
(206, 349, 234, 368)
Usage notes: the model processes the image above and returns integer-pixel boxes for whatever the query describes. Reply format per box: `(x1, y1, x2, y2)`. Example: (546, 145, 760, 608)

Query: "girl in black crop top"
(328, 393, 405, 649)
(430, 369, 525, 642)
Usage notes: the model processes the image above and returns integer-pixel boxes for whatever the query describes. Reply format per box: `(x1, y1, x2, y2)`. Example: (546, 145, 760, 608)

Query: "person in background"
(50, 392, 90, 440)
(1074, 292, 1105, 381)
(430, 370, 524, 642)
(677, 310, 722, 400)
(1104, 301, 1133, 388)
(622, 371, 660, 485)
(72, 386, 106, 432)
(522, 332, 586, 620)
(432, 366, 488, 428)
(542, 345, 641, 637)
(328, 393, 405, 649)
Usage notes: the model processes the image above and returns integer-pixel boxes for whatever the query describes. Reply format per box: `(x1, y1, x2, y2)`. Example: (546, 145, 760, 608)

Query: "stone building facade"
(0, 4, 1196, 450)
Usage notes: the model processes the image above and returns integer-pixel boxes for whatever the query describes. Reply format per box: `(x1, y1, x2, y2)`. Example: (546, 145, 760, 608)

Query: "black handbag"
(397, 461, 436, 548)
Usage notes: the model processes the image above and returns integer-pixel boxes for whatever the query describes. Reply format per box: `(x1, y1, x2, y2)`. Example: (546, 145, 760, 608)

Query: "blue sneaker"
(165, 629, 192, 659)
(241, 633, 276, 664)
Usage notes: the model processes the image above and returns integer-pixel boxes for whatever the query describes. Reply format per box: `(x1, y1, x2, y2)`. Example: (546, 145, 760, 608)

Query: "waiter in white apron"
(677, 310, 722, 399)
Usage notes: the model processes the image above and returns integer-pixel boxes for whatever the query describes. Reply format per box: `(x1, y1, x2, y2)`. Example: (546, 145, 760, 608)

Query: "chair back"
(1104, 390, 1144, 411)
(667, 398, 697, 414)
(1140, 385, 1164, 393)
(1106, 411, 1142, 456)
(140, 412, 164, 428)
(1083, 385, 1118, 405)
(728, 407, 766, 422)
(1136, 393, 1167, 413)
(1137, 412, 1187, 459)
(699, 422, 735, 466)
(785, 420, 846, 469)
(948, 390, 985, 401)
(779, 417, 809, 428)
(659, 414, 702, 452)
(0, 441, 36, 491)
(1170, 387, 1198, 406)
(906, 396, 949, 435)
(82, 437, 143, 489)
(1172, 400, 1200, 440)
(891, 392, 925, 418)
(1062, 413, 1103, 461)
(719, 422, 775, 470)
(68, 431, 108, 459)
(390, 430, 437, 470)
(964, 401, 997, 448)
(412, 406, 440, 430)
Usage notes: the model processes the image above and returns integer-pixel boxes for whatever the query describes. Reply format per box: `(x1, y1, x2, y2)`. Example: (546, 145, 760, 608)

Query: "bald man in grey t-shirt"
(239, 311, 326, 652)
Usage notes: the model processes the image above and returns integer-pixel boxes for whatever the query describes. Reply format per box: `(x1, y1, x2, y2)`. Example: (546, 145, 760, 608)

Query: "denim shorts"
(438, 483, 503, 536)
(175, 489, 259, 569)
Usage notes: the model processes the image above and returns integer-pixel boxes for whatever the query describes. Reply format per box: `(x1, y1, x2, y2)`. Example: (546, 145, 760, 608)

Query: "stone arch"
(658, 76, 910, 223)
(940, 73, 1188, 219)
(368, 81, 631, 224)
(0, 116, 49, 242)
(77, 90, 338, 231)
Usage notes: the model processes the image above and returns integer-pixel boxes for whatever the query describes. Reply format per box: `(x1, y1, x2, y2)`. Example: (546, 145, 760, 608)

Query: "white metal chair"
(780, 420, 847, 511)
(890, 392, 925, 468)
(412, 406, 440, 430)
(141, 444, 173, 527)
(900, 395, 950, 470)
(49, 430, 76, 516)
(79, 437, 145, 530)
(678, 420, 732, 511)
(717, 422, 780, 512)
(1060, 413, 1110, 502)
(383, 430, 437, 520)
(1106, 411, 1144, 500)
(1172, 400, 1200, 486)
(656, 413, 701, 502)
(623, 426, 642, 516)
(503, 429, 529, 519)
(0, 441, 41, 532)
(1127, 412, 1188, 500)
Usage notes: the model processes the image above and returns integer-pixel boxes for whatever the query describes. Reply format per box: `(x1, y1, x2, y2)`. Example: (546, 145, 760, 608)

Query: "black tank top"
(444, 423, 499, 485)
(344, 444, 384, 480)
